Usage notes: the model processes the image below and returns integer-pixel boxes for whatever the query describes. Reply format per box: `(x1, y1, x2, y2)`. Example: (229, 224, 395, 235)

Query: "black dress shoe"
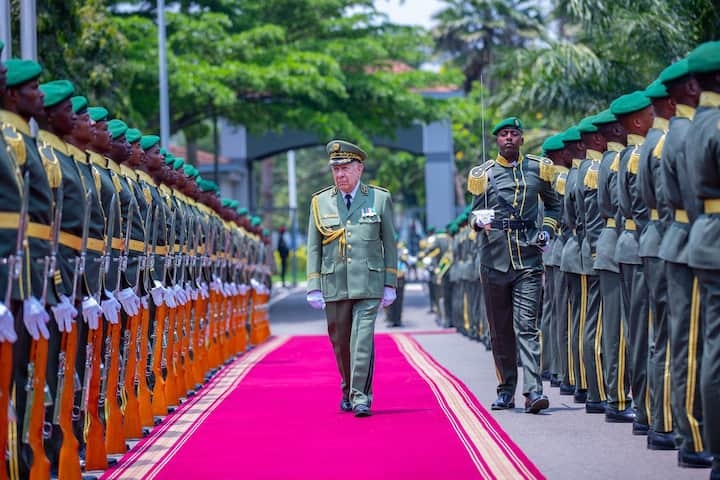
(573, 389, 587, 404)
(550, 375, 562, 388)
(353, 404, 371, 417)
(559, 384, 575, 395)
(541, 370, 552, 381)
(524, 392, 549, 414)
(491, 392, 515, 410)
(710, 464, 720, 480)
(605, 407, 635, 423)
(678, 448, 712, 468)
(340, 400, 353, 412)
(632, 420, 649, 436)
(647, 430, 677, 450)
(585, 401, 607, 414)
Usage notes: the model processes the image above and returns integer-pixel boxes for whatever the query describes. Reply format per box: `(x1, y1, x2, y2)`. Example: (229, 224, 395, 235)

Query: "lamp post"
(287, 150, 299, 286)
(158, 0, 170, 148)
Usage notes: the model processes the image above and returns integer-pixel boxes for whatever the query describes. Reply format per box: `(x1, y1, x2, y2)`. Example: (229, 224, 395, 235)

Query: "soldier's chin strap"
(311, 196, 346, 257)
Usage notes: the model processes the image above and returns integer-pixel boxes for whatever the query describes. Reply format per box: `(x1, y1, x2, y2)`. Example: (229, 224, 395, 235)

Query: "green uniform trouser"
(620, 263, 650, 425)
(644, 257, 673, 434)
(666, 262, 705, 453)
(325, 298, 380, 407)
(481, 266, 543, 396)
(385, 277, 405, 327)
(555, 271, 573, 387)
(567, 273, 585, 393)
(581, 274, 605, 403)
(694, 268, 720, 469)
(540, 268, 554, 375)
(469, 278, 488, 345)
(598, 270, 631, 412)
(427, 274, 437, 313)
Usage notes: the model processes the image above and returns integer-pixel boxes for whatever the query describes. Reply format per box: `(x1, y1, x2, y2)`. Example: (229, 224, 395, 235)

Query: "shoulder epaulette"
(584, 161, 600, 190)
(312, 185, 334, 197)
(527, 154, 555, 182)
(368, 184, 389, 193)
(467, 160, 494, 196)
(555, 172, 568, 196)
(653, 134, 666, 159)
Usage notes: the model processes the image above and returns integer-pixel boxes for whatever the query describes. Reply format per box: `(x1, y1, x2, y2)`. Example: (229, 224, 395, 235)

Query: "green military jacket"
(615, 136, 645, 266)
(659, 105, 698, 265)
(547, 166, 568, 268)
(687, 92, 720, 270)
(577, 152, 604, 274)
(307, 182, 397, 301)
(560, 159, 584, 274)
(469, 153, 560, 273)
(637, 119, 671, 259)
(593, 143, 624, 273)
(0, 120, 24, 301)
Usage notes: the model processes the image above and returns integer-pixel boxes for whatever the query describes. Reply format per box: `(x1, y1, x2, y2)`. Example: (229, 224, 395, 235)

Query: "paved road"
(269, 283, 708, 480)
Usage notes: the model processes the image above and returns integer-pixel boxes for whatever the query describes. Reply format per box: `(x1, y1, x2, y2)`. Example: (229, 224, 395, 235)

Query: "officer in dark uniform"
(684, 40, 720, 480)
(467, 117, 560, 413)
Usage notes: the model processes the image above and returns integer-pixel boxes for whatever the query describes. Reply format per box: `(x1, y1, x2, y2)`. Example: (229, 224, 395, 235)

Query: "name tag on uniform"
(361, 207, 378, 218)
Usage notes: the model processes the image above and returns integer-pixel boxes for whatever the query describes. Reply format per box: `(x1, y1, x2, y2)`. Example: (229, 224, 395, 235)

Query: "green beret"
(173, 157, 184, 171)
(263, 228, 270, 237)
(230, 200, 239, 209)
(326, 139, 367, 165)
(39, 80, 75, 108)
(208, 180, 219, 192)
(237, 207, 249, 216)
(71, 96, 88, 113)
(591, 109, 617, 125)
(687, 41, 720, 74)
(659, 59, 690, 85)
(644, 79, 669, 99)
(183, 164, 198, 178)
(4, 59, 42, 87)
(251, 216, 262, 226)
(87, 106, 108, 122)
(492, 116, 523, 135)
(577, 116, 599, 134)
(198, 179, 215, 193)
(541, 134, 565, 152)
(221, 198, 233, 208)
(125, 128, 141, 143)
(107, 119, 128, 140)
(561, 127, 582, 143)
(164, 152, 175, 165)
(140, 135, 160, 150)
(610, 91, 652, 116)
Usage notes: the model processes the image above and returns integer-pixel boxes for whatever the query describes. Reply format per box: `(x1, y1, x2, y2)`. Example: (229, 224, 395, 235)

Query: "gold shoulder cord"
(312, 195, 346, 257)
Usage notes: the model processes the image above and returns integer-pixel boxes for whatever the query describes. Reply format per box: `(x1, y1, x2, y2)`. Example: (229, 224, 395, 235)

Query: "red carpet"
(104, 334, 543, 479)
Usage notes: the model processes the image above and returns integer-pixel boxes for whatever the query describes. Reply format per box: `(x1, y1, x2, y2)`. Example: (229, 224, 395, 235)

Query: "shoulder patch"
(467, 160, 494, 196)
(368, 184, 389, 193)
(312, 185, 334, 197)
(526, 153, 551, 163)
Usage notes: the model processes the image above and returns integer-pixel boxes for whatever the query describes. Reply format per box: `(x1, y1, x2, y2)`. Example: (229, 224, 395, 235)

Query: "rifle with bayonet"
(105, 194, 133, 453)
(177, 215, 194, 396)
(199, 219, 216, 379)
(84, 193, 116, 469)
(152, 208, 175, 412)
(182, 216, 198, 392)
(55, 190, 92, 480)
(136, 205, 156, 428)
(0, 171, 29, 480)
(119, 195, 143, 440)
(25, 181, 63, 480)
(167, 212, 186, 399)
(190, 217, 206, 387)
(148, 204, 168, 417)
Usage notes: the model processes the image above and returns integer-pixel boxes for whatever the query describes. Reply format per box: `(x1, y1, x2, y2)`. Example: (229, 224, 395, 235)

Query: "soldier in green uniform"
(467, 117, 560, 413)
(306, 140, 397, 417)
(590, 109, 634, 424)
(575, 115, 607, 413)
(610, 91, 654, 436)
(558, 126, 588, 404)
(684, 40, 720, 480)
(539, 134, 570, 390)
(637, 79, 676, 450)
(657, 59, 712, 468)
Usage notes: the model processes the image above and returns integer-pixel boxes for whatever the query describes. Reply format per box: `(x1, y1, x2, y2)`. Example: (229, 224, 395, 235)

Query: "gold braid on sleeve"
(312, 195, 346, 257)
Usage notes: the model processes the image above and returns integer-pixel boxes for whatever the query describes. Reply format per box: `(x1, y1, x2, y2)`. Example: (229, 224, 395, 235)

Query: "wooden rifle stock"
(150, 302, 167, 416)
(57, 323, 81, 479)
(163, 305, 178, 406)
(104, 321, 125, 454)
(83, 327, 107, 471)
(137, 304, 153, 427)
(0, 341, 12, 480)
(173, 302, 187, 398)
(26, 338, 51, 480)
(121, 309, 142, 439)
(182, 298, 195, 392)
(191, 295, 205, 387)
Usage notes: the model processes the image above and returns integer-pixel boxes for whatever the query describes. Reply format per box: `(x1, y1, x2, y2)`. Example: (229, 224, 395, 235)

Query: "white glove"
(0, 301, 17, 343)
(228, 282, 238, 296)
(306, 290, 325, 310)
(163, 287, 177, 309)
(141, 295, 149, 310)
(51, 294, 77, 333)
(381, 286, 397, 308)
(473, 209, 495, 228)
(117, 287, 140, 316)
(23, 296, 50, 340)
(81, 296, 102, 330)
(238, 284, 249, 295)
(199, 282, 209, 300)
(186, 283, 196, 301)
(151, 282, 165, 307)
(173, 284, 188, 305)
(100, 291, 121, 325)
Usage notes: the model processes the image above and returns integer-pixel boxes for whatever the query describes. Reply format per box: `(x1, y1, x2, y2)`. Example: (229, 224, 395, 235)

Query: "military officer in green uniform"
(657, 58, 712, 468)
(306, 140, 397, 417)
(637, 79, 677, 450)
(684, 41, 720, 480)
(467, 117, 560, 413)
